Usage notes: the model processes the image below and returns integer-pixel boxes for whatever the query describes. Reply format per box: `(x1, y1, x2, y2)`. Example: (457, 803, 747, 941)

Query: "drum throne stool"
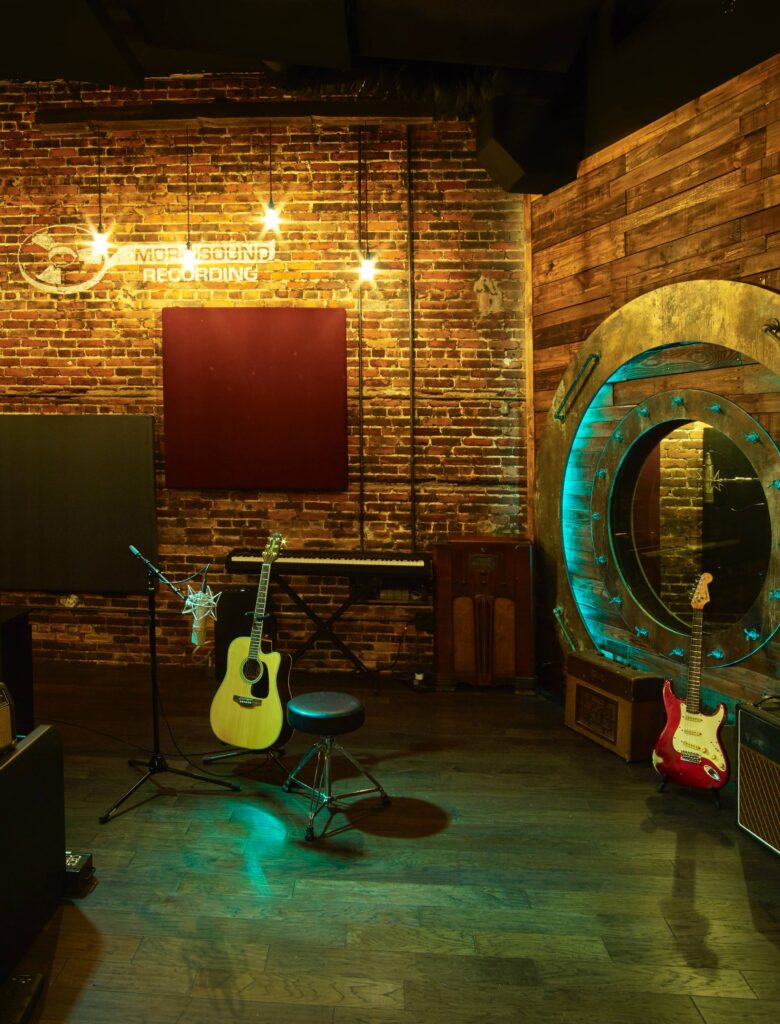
(282, 691, 389, 841)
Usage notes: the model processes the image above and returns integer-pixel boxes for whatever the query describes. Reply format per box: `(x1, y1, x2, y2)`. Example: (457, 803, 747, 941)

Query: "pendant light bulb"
(358, 249, 376, 284)
(92, 229, 109, 258)
(264, 197, 280, 232)
(181, 241, 196, 272)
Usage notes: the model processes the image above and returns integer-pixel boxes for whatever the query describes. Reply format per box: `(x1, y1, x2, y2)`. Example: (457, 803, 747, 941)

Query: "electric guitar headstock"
(690, 572, 713, 611)
(261, 532, 285, 565)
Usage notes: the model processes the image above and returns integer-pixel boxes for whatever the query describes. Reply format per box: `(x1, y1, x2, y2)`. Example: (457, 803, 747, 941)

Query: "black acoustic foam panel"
(0, 415, 156, 593)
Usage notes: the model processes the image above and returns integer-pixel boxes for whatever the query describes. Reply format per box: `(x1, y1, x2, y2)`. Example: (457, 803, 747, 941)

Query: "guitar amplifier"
(0, 682, 14, 754)
(564, 652, 665, 762)
(737, 702, 780, 856)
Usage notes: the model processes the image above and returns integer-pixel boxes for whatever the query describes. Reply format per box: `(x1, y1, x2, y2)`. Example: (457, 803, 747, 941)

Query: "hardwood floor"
(13, 661, 780, 1023)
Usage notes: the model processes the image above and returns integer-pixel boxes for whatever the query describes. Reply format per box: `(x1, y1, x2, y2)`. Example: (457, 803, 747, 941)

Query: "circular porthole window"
(588, 389, 779, 666)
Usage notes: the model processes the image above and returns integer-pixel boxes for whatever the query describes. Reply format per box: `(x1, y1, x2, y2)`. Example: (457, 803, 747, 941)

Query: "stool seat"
(287, 692, 365, 736)
(283, 690, 388, 841)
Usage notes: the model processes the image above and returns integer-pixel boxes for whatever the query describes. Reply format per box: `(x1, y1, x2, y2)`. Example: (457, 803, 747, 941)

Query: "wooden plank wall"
(531, 53, 780, 444)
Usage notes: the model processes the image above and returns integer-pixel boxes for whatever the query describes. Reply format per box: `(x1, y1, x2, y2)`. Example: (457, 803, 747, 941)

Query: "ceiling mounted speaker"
(476, 94, 582, 195)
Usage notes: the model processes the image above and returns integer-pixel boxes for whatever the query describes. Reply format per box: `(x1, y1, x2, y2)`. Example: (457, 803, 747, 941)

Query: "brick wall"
(0, 75, 528, 672)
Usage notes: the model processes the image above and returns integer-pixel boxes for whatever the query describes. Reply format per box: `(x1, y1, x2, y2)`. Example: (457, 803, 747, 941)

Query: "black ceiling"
(2, 1, 777, 193)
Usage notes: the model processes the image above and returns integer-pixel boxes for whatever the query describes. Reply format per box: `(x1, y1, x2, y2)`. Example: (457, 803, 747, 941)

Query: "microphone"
(183, 574, 221, 647)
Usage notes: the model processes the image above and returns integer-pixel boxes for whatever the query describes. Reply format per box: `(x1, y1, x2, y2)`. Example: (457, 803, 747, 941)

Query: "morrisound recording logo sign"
(17, 225, 276, 295)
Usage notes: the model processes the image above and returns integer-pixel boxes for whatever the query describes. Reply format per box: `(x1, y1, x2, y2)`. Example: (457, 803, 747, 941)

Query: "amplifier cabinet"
(433, 538, 533, 688)
(565, 651, 665, 762)
(0, 725, 65, 979)
(738, 703, 780, 856)
(0, 683, 14, 754)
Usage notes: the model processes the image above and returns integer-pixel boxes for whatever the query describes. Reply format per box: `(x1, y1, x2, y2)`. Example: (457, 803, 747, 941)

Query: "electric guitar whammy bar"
(652, 572, 730, 791)
(209, 532, 293, 751)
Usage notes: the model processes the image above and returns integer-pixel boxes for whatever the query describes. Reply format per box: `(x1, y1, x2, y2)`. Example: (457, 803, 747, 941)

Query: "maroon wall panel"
(162, 307, 348, 490)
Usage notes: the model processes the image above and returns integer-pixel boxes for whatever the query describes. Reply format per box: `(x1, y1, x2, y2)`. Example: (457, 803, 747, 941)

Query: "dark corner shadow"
(16, 902, 102, 1023)
(345, 796, 450, 838)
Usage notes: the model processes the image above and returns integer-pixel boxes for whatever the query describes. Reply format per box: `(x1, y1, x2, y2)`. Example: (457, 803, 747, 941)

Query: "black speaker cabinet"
(0, 684, 14, 754)
(0, 608, 33, 736)
(738, 703, 780, 856)
(434, 538, 534, 689)
(0, 725, 65, 980)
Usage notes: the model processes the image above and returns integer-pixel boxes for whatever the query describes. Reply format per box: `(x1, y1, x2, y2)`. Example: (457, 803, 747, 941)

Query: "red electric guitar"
(652, 573, 729, 791)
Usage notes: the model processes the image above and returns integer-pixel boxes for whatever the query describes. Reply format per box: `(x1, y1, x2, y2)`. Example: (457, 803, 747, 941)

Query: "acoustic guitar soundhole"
(240, 659, 270, 700)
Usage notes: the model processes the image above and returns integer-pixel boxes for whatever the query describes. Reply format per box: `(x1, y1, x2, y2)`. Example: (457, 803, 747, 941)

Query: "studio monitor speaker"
(737, 703, 780, 856)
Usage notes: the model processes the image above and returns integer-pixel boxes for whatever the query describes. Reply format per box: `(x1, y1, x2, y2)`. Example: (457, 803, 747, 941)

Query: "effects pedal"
(64, 850, 95, 895)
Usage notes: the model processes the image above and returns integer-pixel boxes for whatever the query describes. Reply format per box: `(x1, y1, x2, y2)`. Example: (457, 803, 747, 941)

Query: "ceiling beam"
(34, 99, 437, 132)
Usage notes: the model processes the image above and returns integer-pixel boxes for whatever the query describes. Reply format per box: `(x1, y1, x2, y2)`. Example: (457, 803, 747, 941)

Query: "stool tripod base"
(283, 736, 389, 841)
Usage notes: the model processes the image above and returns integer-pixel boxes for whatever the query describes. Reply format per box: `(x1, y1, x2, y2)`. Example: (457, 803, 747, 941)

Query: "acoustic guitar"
(652, 572, 729, 790)
(209, 532, 293, 751)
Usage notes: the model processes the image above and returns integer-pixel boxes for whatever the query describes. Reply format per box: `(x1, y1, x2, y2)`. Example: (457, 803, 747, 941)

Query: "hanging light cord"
(406, 125, 418, 552)
(185, 126, 191, 247)
(357, 126, 366, 550)
(362, 130, 370, 258)
(96, 127, 103, 233)
(268, 122, 273, 205)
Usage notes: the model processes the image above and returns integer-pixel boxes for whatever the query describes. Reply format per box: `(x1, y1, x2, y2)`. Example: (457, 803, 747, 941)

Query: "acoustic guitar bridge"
(232, 695, 263, 707)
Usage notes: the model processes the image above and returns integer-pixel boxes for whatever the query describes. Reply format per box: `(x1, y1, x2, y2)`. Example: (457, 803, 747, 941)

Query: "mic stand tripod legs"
(99, 561, 240, 824)
(203, 745, 288, 776)
(100, 749, 240, 824)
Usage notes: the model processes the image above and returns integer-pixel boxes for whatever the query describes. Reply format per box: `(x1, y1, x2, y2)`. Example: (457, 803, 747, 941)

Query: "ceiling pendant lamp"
(91, 127, 109, 257)
(357, 126, 376, 285)
(263, 123, 280, 233)
(182, 126, 196, 271)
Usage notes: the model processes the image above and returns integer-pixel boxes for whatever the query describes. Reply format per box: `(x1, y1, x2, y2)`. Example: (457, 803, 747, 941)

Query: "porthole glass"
(610, 421, 771, 633)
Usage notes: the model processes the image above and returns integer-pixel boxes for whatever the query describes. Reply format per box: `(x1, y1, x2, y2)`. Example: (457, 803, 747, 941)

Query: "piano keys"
(226, 548, 431, 581)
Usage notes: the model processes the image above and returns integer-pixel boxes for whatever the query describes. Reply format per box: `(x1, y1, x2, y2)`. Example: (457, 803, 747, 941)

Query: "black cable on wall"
(356, 125, 366, 551)
(405, 125, 418, 552)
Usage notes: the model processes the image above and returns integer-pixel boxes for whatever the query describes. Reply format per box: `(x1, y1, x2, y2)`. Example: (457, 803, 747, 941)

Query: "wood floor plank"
(191, 968, 404, 1010)
(694, 996, 780, 1024)
(347, 923, 475, 955)
(177, 997, 335, 1023)
(474, 930, 610, 961)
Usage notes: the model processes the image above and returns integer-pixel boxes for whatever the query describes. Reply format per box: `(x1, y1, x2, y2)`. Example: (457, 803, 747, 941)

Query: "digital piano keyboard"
(226, 548, 431, 580)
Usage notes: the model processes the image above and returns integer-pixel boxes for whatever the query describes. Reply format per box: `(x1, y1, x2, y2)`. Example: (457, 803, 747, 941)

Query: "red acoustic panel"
(162, 307, 348, 490)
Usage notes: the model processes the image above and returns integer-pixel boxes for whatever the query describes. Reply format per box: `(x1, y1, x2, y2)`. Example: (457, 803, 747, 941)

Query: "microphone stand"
(99, 546, 240, 824)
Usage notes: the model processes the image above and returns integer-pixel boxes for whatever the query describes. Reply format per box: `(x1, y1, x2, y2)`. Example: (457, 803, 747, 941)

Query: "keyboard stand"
(273, 573, 381, 675)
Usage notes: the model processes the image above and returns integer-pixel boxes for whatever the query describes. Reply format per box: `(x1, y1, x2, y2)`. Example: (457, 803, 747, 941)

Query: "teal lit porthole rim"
(589, 388, 780, 667)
